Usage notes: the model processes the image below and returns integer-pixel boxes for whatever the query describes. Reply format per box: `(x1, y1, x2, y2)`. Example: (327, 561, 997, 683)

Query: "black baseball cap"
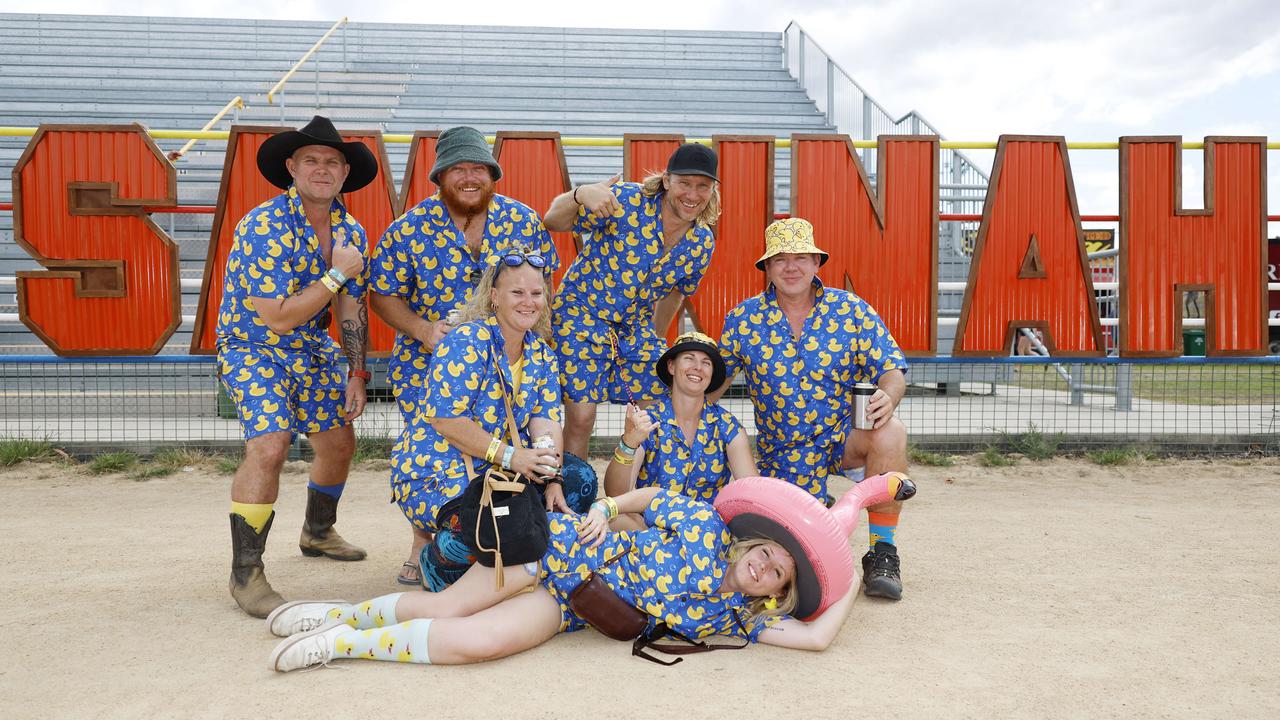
(666, 143, 719, 182)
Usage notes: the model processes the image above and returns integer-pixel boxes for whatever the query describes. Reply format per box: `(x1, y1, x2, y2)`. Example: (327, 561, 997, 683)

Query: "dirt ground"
(2, 455, 1278, 720)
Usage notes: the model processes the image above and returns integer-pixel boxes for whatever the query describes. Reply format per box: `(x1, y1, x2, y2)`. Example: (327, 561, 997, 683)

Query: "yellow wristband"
(612, 450, 634, 466)
(485, 438, 502, 464)
(320, 275, 341, 294)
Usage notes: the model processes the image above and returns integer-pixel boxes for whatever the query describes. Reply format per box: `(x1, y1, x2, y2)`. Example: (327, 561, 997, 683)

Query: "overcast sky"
(3, 0, 1277, 221)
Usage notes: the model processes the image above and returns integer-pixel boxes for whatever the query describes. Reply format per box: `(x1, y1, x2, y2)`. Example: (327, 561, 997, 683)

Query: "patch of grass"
(1086, 447, 1138, 466)
(1010, 363, 1279, 406)
(214, 456, 241, 475)
(978, 446, 1017, 467)
(87, 451, 138, 475)
(126, 448, 210, 481)
(1002, 423, 1062, 461)
(908, 446, 955, 467)
(0, 439, 55, 467)
(353, 437, 395, 464)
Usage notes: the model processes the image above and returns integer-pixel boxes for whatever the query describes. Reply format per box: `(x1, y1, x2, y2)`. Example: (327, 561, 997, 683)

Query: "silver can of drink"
(531, 434, 559, 479)
(852, 383, 876, 431)
(445, 308, 462, 326)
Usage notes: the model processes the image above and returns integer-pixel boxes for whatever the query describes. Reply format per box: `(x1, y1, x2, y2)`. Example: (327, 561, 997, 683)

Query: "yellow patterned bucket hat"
(755, 217, 830, 270)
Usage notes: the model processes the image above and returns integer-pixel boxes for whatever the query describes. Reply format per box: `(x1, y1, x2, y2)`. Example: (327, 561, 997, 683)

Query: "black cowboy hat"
(256, 115, 378, 193)
(656, 331, 727, 392)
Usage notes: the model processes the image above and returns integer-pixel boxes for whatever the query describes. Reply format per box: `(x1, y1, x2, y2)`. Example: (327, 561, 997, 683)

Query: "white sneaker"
(266, 599, 349, 637)
(270, 621, 348, 672)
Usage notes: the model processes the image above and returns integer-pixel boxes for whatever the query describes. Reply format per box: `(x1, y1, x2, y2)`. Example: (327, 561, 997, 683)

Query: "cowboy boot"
(299, 487, 367, 561)
(230, 512, 286, 618)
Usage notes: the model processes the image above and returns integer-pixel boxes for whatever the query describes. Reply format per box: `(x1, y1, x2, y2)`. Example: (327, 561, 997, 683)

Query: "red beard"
(440, 182, 494, 221)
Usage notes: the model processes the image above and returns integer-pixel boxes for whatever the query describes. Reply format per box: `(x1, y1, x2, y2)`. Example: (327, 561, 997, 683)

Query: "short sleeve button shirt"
(720, 279, 908, 449)
(635, 396, 742, 503)
(216, 186, 367, 354)
(556, 182, 713, 324)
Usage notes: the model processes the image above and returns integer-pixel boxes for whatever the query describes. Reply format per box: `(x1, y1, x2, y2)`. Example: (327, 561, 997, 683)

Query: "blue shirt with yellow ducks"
(391, 315, 562, 484)
(634, 395, 742, 503)
(542, 491, 783, 642)
(216, 186, 367, 355)
(720, 279, 908, 452)
(554, 182, 713, 324)
(369, 193, 557, 369)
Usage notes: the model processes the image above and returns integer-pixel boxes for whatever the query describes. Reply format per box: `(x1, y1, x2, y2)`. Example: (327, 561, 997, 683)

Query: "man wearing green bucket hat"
(367, 126, 559, 586)
(715, 218, 913, 600)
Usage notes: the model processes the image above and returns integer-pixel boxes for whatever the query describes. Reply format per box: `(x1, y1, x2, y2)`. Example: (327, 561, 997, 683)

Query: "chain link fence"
(2, 356, 1275, 458)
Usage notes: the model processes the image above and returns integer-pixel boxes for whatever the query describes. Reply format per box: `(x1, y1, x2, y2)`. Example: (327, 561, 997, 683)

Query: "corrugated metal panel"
(953, 137, 1103, 356)
(689, 136, 773, 340)
(14, 125, 179, 355)
(491, 132, 572, 286)
(191, 126, 284, 353)
(1119, 137, 1267, 356)
(791, 135, 939, 355)
(328, 131, 396, 355)
(397, 132, 439, 215)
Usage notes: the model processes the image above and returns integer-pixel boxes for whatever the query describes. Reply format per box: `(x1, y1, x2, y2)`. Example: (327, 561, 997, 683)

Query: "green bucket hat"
(429, 126, 502, 185)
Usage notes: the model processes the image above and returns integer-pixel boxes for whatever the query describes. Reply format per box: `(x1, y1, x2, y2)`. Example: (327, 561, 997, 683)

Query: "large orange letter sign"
(1119, 136, 1267, 356)
(954, 136, 1104, 356)
(791, 134, 939, 354)
(14, 124, 179, 355)
(492, 132, 573, 284)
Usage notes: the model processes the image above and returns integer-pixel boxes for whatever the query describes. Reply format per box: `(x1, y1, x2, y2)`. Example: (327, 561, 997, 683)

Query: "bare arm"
(431, 416, 558, 481)
(249, 231, 365, 336)
(604, 404, 654, 497)
(653, 291, 685, 337)
(335, 292, 368, 420)
(867, 368, 907, 428)
(756, 582, 856, 651)
(544, 173, 621, 232)
(725, 431, 758, 479)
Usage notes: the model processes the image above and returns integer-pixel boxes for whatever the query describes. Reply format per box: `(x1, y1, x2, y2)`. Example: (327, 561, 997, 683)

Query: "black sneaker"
(861, 542, 902, 600)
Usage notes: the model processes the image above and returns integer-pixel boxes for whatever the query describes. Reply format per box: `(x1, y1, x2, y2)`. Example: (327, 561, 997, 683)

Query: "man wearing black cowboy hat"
(542, 143, 720, 463)
(215, 115, 378, 617)
(365, 125, 559, 586)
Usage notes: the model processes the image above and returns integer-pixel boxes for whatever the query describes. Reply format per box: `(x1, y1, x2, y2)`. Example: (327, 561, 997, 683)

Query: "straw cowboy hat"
(754, 217, 830, 270)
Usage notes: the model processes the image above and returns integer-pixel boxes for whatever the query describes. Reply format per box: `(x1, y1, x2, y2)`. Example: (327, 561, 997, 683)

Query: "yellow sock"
(231, 502, 274, 534)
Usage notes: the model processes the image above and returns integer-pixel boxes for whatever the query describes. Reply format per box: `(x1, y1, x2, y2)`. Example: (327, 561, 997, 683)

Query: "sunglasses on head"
(498, 253, 548, 270)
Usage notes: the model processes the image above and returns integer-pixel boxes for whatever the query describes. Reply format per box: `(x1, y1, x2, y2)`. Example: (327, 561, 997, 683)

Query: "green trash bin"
(1182, 329, 1205, 356)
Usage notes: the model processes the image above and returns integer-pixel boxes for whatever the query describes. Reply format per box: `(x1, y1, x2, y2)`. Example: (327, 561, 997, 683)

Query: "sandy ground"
(2, 455, 1279, 720)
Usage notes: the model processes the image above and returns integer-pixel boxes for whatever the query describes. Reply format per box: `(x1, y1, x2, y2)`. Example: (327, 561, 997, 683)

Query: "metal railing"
(167, 96, 245, 162)
(782, 21, 990, 259)
(265, 17, 349, 120)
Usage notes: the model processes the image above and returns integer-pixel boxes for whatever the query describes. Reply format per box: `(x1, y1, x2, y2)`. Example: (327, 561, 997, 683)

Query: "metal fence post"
(782, 27, 790, 73)
(797, 28, 805, 90)
(825, 57, 835, 124)
(314, 55, 320, 109)
(1070, 363, 1084, 405)
(1115, 364, 1133, 411)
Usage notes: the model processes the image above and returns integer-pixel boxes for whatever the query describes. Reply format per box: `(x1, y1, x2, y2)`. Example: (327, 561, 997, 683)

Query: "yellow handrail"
(0, 126, 1277, 150)
(167, 96, 245, 161)
(267, 17, 348, 105)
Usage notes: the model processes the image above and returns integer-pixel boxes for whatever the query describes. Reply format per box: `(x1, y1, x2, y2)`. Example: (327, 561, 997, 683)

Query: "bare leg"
(425, 588, 563, 664)
(562, 401, 597, 459)
(841, 416, 908, 515)
(306, 424, 355, 488)
(394, 561, 539, 620)
(231, 431, 291, 503)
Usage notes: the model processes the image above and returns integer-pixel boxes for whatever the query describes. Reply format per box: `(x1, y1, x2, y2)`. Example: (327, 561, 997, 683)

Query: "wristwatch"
(348, 368, 371, 381)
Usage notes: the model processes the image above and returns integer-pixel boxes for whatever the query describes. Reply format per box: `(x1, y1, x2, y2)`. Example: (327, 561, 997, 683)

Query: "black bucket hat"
(656, 331, 727, 392)
(429, 126, 502, 184)
(666, 143, 719, 182)
(256, 115, 378, 193)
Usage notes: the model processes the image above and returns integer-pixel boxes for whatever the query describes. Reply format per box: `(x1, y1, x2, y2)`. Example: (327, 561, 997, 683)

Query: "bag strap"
(630, 609, 752, 666)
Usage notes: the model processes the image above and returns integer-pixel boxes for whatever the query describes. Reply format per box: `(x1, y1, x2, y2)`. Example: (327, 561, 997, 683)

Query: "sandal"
(395, 561, 421, 586)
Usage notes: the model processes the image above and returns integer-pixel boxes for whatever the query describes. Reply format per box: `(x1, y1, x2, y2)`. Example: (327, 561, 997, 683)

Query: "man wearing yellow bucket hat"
(715, 218, 912, 600)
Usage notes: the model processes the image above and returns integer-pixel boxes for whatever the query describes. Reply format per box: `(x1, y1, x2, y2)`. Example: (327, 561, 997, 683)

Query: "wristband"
(501, 444, 516, 471)
(601, 497, 619, 520)
(347, 368, 371, 381)
(572, 186, 581, 205)
(617, 438, 638, 455)
(591, 500, 608, 517)
(320, 275, 341, 294)
(326, 267, 347, 285)
(611, 450, 635, 466)
(484, 437, 502, 464)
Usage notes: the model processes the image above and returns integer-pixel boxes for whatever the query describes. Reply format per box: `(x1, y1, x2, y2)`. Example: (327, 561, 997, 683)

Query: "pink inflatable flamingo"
(714, 473, 916, 621)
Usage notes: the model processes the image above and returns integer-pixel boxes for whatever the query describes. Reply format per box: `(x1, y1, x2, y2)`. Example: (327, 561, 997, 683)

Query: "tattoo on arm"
(341, 298, 368, 370)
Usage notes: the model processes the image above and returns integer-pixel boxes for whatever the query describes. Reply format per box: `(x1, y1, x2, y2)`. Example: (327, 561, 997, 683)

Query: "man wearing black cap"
(543, 143, 720, 461)
(366, 125, 558, 586)
(215, 115, 376, 617)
